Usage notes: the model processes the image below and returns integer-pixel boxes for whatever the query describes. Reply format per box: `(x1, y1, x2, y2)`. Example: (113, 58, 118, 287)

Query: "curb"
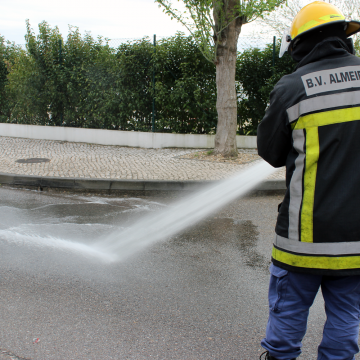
(0, 173, 286, 192)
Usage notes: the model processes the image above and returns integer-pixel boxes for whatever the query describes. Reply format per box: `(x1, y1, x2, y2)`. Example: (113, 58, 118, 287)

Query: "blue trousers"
(261, 263, 360, 360)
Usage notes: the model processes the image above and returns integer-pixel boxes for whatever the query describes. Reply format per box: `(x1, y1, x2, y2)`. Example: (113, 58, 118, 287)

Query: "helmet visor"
(279, 28, 291, 58)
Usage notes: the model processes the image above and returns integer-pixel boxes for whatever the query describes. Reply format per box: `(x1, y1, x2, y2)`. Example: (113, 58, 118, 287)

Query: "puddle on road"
(233, 219, 265, 269)
(0, 187, 269, 268)
(172, 218, 266, 269)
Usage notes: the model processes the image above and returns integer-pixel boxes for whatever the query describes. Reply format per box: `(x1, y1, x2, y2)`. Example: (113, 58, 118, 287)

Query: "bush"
(0, 37, 24, 122)
(1, 22, 296, 135)
(2, 23, 217, 133)
(0, 37, 7, 121)
(154, 34, 217, 133)
(236, 41, 295, 135)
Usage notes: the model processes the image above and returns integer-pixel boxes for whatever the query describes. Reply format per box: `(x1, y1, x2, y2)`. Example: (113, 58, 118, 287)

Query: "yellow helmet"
(291, 1, 358, 39)
(279, 1, 360, 57)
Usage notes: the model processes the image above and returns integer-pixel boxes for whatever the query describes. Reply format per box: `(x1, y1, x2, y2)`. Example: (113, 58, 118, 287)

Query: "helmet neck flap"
(290, 23, 349, 62)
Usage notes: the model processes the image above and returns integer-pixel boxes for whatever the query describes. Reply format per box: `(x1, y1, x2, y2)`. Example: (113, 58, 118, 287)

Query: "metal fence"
(107, 34, 275, 51)
(17, 34, 275, 55)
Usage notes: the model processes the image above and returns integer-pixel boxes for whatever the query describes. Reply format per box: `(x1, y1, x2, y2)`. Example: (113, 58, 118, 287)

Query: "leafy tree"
(155, 0, 285, 156)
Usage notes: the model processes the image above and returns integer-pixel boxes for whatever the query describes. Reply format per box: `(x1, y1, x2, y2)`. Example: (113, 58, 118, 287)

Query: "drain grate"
(16, 158, 51, 164)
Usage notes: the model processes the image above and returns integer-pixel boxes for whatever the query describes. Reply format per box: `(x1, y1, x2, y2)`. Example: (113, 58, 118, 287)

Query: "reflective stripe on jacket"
(257, 37, 360, 275)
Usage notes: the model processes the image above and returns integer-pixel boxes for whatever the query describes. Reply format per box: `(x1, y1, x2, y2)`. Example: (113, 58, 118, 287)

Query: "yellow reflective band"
(294, 107, 360, 130)
(297, 20, 320, 36)
(292, 108, 360, 244)
(301, 127, 319, 243)
(319, 14, 345, 21)
(272, 246, 360, 270)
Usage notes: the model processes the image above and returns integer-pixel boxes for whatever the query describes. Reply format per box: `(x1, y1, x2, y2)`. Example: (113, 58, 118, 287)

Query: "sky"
(1, 0, 273, 47)
(1, 0, 189, 45)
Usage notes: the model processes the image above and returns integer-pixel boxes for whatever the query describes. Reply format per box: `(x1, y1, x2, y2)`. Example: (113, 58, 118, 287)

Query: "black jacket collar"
(296, 37, 351, 70)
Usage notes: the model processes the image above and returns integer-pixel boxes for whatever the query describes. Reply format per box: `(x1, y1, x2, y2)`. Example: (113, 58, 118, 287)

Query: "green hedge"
(0, 21, 295, 134)
(236, 41, 295, 135)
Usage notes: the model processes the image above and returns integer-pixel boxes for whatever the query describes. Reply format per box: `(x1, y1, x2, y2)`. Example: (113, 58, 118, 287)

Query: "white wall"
(0, 123, 257, 149)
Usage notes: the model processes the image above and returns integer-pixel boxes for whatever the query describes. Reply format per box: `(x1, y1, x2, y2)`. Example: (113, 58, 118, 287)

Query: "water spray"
(0, 161, 276, 262)
(95, 160, 276, 262)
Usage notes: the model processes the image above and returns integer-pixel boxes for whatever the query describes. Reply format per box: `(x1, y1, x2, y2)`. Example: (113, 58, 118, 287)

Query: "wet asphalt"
(0, 186, 331, 360)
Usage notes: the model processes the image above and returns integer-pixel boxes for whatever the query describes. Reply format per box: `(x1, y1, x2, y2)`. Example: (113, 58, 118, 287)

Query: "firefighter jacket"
(258, 37, 360, 275)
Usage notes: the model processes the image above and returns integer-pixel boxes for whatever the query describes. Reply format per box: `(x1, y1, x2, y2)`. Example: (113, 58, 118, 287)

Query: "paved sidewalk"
(0, 136, 285, 191)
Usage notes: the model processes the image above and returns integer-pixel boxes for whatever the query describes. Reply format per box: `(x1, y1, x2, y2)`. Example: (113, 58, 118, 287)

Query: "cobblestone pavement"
(0, 137, 285, 181)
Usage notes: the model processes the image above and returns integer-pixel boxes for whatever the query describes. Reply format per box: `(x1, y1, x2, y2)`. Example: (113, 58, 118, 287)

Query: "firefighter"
(257, 2, 360, 359)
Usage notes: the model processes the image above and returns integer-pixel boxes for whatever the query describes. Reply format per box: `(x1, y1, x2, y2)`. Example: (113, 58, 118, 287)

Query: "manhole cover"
(16, 158, 51, 164)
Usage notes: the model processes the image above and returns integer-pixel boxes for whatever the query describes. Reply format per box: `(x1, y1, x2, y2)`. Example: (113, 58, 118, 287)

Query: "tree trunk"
(214, 9, 243, 157)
